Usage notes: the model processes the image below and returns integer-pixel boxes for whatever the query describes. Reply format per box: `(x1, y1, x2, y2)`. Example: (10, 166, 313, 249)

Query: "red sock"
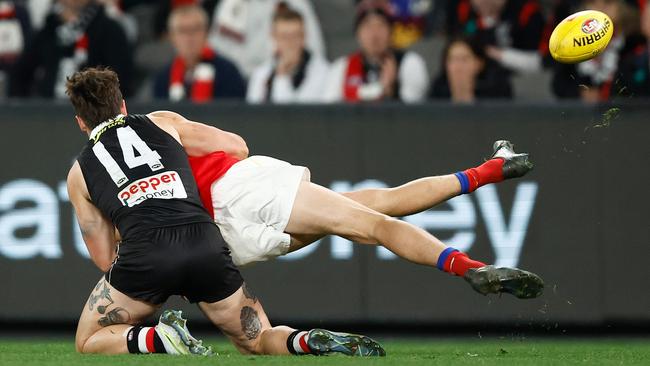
(463, 158, 505, 192)
(443, 252, 486, 277)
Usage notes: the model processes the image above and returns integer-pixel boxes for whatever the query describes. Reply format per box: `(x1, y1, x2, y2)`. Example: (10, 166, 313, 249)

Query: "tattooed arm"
(67, 162, 117, 272)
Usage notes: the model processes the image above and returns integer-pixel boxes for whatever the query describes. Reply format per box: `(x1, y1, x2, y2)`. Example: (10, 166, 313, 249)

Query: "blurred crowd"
(0, 0, 649, 104)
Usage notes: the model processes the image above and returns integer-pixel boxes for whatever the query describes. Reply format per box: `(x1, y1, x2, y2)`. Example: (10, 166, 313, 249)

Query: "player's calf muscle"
(343, 211, 393, 245)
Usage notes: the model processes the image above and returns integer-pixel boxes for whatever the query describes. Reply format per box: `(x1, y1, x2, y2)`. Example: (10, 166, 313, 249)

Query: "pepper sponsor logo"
(573, 18, 610, 47)
(118, 171, 187, 207)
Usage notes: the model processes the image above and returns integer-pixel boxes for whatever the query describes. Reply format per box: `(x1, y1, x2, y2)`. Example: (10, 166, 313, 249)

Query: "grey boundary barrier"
(0, 102, 648, 325)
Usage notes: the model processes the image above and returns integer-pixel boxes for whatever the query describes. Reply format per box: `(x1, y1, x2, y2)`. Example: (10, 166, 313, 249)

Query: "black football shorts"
(105, 222, 243, 304)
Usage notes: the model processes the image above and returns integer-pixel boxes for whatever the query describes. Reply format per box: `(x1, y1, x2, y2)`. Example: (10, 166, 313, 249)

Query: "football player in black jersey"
(67, 68, 385, 357)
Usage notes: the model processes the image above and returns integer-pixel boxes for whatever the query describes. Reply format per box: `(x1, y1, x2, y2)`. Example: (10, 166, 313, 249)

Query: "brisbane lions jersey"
(77, 114, 212, 239)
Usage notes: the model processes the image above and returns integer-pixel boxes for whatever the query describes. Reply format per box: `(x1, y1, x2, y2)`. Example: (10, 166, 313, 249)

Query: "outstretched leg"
(341, 140, 533, 217)
(286, 181, 453, 267)
(290, 140, 534, 251)
(342, 174, 461, 217)
(284, 177, 543, 298)
(198, 283, 384, 356)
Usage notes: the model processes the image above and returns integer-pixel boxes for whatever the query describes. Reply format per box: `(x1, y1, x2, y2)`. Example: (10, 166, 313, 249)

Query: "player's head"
(272, 3, 305, 56)
(65, 67, 126, 133)
(168, 4, 209, 65)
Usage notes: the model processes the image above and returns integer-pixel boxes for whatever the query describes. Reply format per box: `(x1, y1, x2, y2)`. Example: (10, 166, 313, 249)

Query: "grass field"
(1, 337, 649, 366)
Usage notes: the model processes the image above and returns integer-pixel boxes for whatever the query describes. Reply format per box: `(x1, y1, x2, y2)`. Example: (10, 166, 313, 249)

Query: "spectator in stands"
(446, 0, 546, 74)
(0, 1, 32, 97)
(324, 0, 429, 103)
(431, 36, 512, 102)
(98, 0, 138, 42)
(8, 0, 133, 98)
(153, 4, 245, 102)
(551, 0, 644, 101)
(247, 3, 329, 104)
(355, 0, 453, 43)
(208, 0, 325, 77)
(362, 0, 439, 49)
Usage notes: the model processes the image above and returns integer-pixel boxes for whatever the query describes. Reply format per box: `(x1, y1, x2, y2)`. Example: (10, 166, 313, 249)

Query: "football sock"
(126, 326, 167, 354)
(436, 247, 486, 277)
(454, 158, 505, 194)
(287, 330, 312, 355)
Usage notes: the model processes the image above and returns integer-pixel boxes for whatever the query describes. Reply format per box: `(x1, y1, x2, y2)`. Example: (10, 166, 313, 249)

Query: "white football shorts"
(210, 155, 307, 266)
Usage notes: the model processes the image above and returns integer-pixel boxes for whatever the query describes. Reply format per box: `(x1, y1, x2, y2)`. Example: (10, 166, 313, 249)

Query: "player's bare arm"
(67, 162, 117, 272)
(147, 110, 249, 159)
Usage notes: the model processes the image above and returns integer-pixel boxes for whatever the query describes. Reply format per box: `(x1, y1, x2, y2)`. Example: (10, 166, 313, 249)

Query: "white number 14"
(92, 126, 164, 187)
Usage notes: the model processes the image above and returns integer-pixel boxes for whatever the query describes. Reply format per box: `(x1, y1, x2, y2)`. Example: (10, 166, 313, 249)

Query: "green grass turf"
(1, 338, 649, 366)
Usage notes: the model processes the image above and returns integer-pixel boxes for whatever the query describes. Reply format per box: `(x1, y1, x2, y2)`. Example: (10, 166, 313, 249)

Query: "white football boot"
(156, 309, 214, 356)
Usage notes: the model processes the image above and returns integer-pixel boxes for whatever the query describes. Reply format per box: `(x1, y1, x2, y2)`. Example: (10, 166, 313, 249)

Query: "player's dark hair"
(65, 67, 123, 129)
(273, 2, 303, 23)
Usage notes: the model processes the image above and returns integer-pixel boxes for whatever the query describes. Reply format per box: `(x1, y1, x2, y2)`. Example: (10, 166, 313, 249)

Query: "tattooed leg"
(200, 283, 383, 356)
(76, 277, 158, 354)
(242, 283, 258, 303)
(198, 283, 295, 355)
(240, 306, 262, 340)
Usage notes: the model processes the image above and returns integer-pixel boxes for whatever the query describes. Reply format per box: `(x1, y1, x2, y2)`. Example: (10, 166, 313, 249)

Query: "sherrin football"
(549, 10, 614, 64)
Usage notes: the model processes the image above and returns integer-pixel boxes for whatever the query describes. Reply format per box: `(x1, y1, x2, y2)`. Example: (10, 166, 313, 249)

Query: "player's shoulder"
(66, 160, 93, 201)
(144, 111, 185, 144)
(66, 161, 82, 187)
(147, 110, 186, 123)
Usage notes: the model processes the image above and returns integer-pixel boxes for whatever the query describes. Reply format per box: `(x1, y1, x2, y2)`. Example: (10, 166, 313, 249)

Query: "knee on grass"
(75, 335, 92, 354)
(234, 336, 265, 355)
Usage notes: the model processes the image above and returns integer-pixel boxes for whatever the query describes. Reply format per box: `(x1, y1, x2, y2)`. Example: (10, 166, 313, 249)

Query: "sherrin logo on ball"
(581, 18, 599, 34)
(549, 10, 614, 64)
